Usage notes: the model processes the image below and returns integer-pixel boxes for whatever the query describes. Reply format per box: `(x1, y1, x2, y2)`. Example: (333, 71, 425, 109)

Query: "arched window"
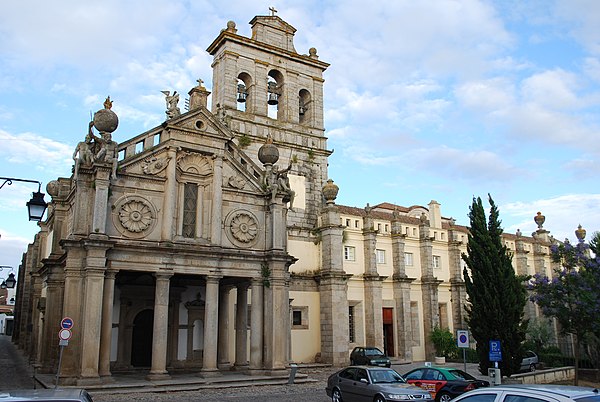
(299, 89, 311, 125)
(237, 73, 252, 112)
(267, 70, 284, 120)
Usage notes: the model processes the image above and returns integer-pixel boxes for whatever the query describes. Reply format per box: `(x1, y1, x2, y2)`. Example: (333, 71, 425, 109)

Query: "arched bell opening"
(267, 69, 284, 120)
(236, 72, 252, 112)
(298, 89, 312, 125)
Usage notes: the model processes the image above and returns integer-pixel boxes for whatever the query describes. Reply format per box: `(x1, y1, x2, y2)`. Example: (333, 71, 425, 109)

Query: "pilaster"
(147, 270, 173, 380)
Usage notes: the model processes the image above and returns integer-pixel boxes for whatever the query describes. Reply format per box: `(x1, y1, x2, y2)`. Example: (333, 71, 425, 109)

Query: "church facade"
(12, 13, 558, 385)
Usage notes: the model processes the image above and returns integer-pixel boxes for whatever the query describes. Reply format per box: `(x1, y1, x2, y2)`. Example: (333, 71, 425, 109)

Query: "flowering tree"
(528, 231, 600, 385)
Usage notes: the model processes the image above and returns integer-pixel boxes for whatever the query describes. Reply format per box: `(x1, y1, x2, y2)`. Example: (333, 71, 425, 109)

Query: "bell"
(237, 84, 247, 103)
(299, 105, 305, 115)
(268, 92, 278, 105)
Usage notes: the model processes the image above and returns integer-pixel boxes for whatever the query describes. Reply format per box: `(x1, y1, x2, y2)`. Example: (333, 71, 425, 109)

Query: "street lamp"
(0, 266, 16, 289)
(0, 177, 48, 221)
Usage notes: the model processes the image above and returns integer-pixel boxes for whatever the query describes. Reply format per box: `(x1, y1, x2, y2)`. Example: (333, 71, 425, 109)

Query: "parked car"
(521, 350, 539, 372)
(0, 389, 93, 402)
(350, 347, 391, 367)
(326, 366, 433, 402)
(450, 384, 600, 402)
(403, 366, 490, 402)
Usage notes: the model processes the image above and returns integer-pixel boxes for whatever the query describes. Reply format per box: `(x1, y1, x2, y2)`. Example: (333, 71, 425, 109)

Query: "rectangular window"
(377, 223, 382, 231)
(349, 306, 355, 343)
(118, 149, 126, 161)
(404, 252, 413, 266)
(385, 224, 389, 232)
(182, 183, 198, 238)
(376, 249, 385, 264)
(344, 246, 356, 261)
(153, 133, 161, 146)
(291, 306, 308, 329)
(345, 218, 350, 227)
(135, 140, 144, 154)
(433, 255, 441, 269)
(355, 220, 360, 228)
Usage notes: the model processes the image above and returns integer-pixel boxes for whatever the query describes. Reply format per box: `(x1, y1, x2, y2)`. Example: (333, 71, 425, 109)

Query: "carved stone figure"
(72, 123, 95, 178)
(93, 129, 118, 178)
(162, 90, 181, 119)
(264, 161, 295, 209)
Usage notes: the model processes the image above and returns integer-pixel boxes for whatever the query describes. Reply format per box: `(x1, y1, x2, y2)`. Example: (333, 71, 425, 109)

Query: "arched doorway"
(131, 309, 153, 367)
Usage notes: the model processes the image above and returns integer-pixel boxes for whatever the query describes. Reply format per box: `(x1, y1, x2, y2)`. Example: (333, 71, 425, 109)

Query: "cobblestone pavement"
(0, 335, 36, 391)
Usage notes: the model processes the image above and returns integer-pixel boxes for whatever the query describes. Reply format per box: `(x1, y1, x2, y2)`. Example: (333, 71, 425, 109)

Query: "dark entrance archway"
(131, 309, 154, 367)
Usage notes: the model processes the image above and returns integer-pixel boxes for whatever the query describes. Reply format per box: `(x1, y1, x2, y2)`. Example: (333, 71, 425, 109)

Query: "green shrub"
(430, 327, 458, 357)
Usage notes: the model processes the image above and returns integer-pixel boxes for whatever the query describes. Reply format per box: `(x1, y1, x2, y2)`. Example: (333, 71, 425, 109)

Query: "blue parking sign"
(489, 340, 502, 362)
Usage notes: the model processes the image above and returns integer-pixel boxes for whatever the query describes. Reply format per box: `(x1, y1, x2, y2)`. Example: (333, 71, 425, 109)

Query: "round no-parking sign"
(59, 329, 72, 341)
(457, 330, 469, 348)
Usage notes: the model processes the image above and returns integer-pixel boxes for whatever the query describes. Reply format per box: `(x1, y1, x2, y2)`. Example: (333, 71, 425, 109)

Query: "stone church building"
(12, 13, 558, 385)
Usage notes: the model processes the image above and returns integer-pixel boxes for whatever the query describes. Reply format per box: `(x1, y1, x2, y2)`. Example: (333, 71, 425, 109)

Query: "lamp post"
(0, 177, 48, 221)
(0, 266, 16, 289)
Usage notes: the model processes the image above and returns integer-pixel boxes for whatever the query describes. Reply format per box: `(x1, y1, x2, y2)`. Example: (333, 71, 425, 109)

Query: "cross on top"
(269, 6, 277, 16)
(196, 78, 204, 87)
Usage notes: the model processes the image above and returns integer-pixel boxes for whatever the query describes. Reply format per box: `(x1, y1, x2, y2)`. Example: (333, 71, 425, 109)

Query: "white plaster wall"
(290, 290, 321, 363)
(288, 239, 319, 273)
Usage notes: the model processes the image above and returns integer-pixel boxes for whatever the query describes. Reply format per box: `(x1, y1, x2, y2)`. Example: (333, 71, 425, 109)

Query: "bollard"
(288, 363, 298, 384)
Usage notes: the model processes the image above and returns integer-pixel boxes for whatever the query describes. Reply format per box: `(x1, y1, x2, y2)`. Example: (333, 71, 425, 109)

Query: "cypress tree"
(462, 195, 528, 376)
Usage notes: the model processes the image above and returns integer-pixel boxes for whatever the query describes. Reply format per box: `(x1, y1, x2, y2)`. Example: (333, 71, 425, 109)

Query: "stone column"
(363, 211, 383, 350)
(211, 155, 223, 245)
(234, 283, 249, 369)
(161, 146, 178, 241)
(262, 261, 289, 372)
(201, 275, 221, 376)
(448, 227, 467, 332)
(99, 269, 117, 379)
(419, 215, 441, 360)
(319, 204, 350, 366)
(79, 238, 112, 384)
(217, 286, 231, 369)
(515, 234, 536, 320)
(391, 218, 415, 361)
(39, 267, 65, 373)
(147, 271, 173, 380)
(249, 278, 263, 371)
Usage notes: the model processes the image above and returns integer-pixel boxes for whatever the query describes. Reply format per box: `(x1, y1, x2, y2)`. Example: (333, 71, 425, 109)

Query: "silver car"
(326, 366, 433, 402)
(520, 350, 539, 372)
(451, 384, 600, 402)
(0, 389, 93, 402)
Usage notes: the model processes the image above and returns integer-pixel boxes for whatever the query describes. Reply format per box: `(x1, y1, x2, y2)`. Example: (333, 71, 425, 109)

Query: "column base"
(100, 375, 115, 384)
(146, 372, 171, 381)
(233, 363, 249, 372)
(76, 376, 102, 386)
(198, 369, 222, 378)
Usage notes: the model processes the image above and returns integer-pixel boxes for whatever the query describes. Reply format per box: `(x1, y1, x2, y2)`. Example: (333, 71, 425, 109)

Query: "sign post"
(457, 330, 469, 373)
(488, 340, 502, 385)
(56, 318, 74, 389)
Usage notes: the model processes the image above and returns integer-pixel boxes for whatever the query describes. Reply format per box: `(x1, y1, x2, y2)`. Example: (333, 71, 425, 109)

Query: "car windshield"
(449, 369, 476, 381)
(364, 348, 384, 356)
(371, 369, 405, 384)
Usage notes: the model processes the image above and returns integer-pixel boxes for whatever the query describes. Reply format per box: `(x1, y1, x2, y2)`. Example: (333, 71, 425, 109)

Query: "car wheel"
(530, 363, 536, 372)
(436, 392, 452, 402)
(374, 395, 386, 402)
(332, 388, 343, 402)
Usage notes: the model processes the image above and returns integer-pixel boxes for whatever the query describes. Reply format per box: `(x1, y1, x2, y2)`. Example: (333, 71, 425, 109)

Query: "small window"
(433, 255, 441, 269)
(385, 224, 389, 232)
(376, 249, 385, 264)
(378, 223, 382, 231)
(292, 306, 308, 329)
(135, 140, 144, 154)
(349, 305, 355, 343)
(355, 220, 360, 228)
(413, 228, 417, 236)
(405, 252, 413, 266)
(346, 219, 351, 227)
(153, 133, 161, 146)
(441, 232, 445, 240)
(118, 149, 125, 161)
(344, 246, 356, 261)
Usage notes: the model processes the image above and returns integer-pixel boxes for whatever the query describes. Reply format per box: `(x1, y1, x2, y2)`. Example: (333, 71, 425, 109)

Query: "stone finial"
(258, 134, 279, 166)
(226, 20, 237, 33)
(322, 179, 339, 205)
(516, 228, 522, 237)
(93, 98, 119, 134)
(364, 203, 372, 215)
(103, 96, 113, 110)
(308, 47, 319, 59)
(534, 211, 545, 230)
(575, 224, 586, 242)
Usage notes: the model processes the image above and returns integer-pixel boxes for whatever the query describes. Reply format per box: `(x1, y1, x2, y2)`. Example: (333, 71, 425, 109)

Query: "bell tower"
(206, 13, 331, 224)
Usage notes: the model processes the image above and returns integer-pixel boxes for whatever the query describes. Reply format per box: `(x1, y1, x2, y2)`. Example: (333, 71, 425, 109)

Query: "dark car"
(326, 366, 433, 402)
(350, 346, 391, 367)
(0, 389, 93, 402)
(403, 366, 489, 402)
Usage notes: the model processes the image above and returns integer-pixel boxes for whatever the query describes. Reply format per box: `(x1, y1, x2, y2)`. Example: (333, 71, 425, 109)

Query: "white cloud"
(502, 194, 600, 242)
(520, 69, 581, 110)
(0, 129, 73, 174)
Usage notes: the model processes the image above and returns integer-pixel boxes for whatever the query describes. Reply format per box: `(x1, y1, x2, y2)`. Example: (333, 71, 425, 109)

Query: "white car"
(451, 384, 600, 402)
(520, 350, 539, 372)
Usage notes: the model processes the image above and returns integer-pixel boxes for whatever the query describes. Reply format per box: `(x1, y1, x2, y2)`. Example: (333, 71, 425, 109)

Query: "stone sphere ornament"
(93, 96, 119, 133)
(258, 134, 279, 165)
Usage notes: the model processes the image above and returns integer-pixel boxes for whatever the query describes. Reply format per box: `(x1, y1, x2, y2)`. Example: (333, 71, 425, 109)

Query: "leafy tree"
(529, 231, 600, 385)
(462, 195, 528, 376)
(525, 318, 554, 353)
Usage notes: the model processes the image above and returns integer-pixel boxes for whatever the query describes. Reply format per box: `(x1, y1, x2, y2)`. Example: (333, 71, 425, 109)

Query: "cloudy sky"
(1, 0, 599, 271)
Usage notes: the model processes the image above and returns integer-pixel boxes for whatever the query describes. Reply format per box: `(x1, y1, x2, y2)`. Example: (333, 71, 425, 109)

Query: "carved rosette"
(112, 195, 157, 238)
(225, 209, 260, 248)
(231, 213, 258, 243)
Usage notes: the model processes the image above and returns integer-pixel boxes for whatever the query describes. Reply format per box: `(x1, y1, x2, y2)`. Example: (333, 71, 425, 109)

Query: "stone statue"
(72, 123, 95, 178)
(162, 90, 181, 119)
(264, 161, 295, 209)
(92, 126, 118, 178)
